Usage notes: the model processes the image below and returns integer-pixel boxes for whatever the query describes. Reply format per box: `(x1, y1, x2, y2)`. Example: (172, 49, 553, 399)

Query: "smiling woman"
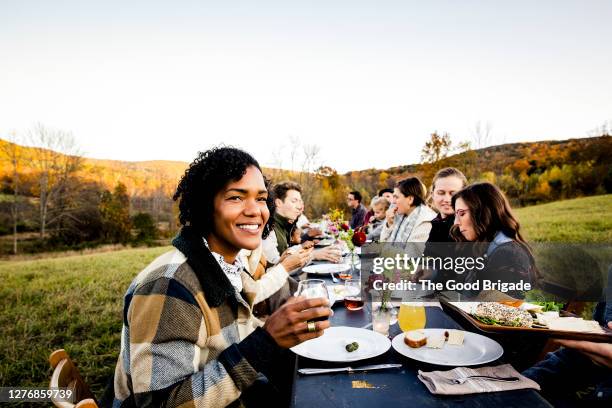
(208, 166, 271, 263)
(112, 146, 332, 407)
(173, 147, 275, 246)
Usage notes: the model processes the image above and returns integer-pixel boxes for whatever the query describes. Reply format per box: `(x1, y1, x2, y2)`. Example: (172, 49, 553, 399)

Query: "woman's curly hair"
(173, 146, 275, 239)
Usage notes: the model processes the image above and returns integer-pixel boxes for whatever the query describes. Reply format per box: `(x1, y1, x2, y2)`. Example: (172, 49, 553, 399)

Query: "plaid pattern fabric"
(113, 245, 280, 408)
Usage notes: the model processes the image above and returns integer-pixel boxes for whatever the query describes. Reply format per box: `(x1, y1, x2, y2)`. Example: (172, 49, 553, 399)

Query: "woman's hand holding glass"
(263, 296, 332, 348)
(263, 279, 334, 348)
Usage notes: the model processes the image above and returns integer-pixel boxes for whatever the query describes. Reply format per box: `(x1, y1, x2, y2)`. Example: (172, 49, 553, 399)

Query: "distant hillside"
(349, 136, 610, 177)
(344, 135, 611, 206)
(1, 135, 610, 202)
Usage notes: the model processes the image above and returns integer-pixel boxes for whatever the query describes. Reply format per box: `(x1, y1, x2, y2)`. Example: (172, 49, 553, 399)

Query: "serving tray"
(440, 299, 612, 343)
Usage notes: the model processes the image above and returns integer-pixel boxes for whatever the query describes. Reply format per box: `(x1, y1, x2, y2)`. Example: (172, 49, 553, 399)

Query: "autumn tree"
(0, 134, 25, 253)
(100, 182, 132, 243)
(421, 131, 452, 164)
(51, 179, 105, 245)
(27, 123, 83, 239)
(133, 212, 158, 241)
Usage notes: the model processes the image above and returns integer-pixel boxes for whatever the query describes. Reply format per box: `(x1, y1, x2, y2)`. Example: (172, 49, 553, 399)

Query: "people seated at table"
(380, 177, 437, 243)
(113, 147, 331, 407)
(347, 190, 367, 229)
(366, 197, 390, 242)
(450, 182, 538, 295)
(263, 181, 341, 267)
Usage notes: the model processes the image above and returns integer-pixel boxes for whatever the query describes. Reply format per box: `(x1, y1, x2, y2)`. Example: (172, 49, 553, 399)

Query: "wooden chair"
(49, 349, 99, 408)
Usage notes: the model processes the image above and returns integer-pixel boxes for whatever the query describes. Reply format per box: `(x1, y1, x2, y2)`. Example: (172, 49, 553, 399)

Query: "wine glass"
(295, 279, 330, 321)
(344, 279, 364, 311)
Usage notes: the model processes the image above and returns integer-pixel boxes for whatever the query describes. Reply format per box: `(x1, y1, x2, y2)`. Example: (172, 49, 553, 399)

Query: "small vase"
(372, 306, 392, 336)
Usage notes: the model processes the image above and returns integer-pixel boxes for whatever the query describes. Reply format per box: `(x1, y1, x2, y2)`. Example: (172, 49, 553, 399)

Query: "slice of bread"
(404, 330, 427, 348)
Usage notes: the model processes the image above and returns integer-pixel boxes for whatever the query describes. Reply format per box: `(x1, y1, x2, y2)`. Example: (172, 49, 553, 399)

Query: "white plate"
(302, 263, 351, 274)
(391, 329, 503, 366)
(316, 239, 335, 246)
(292, 326, 391, 362)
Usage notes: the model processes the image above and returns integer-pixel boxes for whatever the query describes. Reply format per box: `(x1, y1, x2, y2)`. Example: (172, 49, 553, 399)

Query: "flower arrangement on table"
(324, 208, 366, 251)
(322, 208, 367, 278)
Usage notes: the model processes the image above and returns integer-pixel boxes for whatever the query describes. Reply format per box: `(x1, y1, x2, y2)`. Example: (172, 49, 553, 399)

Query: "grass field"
(0, 195, 610, 398)
(0, 246, 170, 396)
(515, 194, 612, 243)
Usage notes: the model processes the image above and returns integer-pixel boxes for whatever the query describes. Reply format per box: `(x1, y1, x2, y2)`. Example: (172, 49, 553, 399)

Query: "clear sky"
(1, 0, 611, 172)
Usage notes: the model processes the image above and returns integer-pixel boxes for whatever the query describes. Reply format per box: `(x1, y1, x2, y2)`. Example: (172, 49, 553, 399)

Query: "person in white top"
(380, 176, 437, 243)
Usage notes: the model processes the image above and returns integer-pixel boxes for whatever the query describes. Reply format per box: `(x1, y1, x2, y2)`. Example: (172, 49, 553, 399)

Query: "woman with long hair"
(380, 176, 437, 243)
(451, 182, 538, 291)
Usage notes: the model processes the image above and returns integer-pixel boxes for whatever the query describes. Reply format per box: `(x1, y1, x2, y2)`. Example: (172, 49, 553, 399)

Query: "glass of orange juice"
(398, 302, 426, 332)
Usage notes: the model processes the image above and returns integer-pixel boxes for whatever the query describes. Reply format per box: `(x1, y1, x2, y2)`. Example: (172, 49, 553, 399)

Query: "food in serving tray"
(468, 302, 606, 333)
(404, 330, 427, 348)
(534, 313, 606, 334)
(473, 302, 534, 327)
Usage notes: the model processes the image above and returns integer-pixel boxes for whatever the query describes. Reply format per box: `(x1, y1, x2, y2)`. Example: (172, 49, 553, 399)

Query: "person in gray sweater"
(366, 197, 390, 241)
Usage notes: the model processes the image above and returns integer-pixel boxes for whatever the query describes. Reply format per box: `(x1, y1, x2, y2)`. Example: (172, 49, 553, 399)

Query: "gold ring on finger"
(307, 321, 317, 333)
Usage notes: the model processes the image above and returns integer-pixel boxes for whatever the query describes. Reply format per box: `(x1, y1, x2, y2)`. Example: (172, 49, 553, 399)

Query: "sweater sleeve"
(126, 278, 282, 407)
(253, 263, 289, 304)
(262, 231, 281, 265)
(379, 222, 394, 242)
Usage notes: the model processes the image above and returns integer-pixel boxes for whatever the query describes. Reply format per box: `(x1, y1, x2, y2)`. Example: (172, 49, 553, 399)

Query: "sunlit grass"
(0, 246, 169, 395)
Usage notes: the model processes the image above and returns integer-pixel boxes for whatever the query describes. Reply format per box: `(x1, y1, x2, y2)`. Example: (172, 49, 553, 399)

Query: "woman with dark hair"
(451, 182, 538, 291)
(113, 147, 331, 407)
(380, 176, 437, 243)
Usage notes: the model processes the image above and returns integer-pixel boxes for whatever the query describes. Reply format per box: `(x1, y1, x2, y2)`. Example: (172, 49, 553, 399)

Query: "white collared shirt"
(202, 238, 244, 293)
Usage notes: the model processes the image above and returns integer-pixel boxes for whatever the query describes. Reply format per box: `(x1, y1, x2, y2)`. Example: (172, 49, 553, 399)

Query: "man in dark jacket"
(347, 190, 366, 229)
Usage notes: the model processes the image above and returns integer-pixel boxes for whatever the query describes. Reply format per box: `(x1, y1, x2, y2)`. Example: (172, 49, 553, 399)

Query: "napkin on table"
(418, 364, 540, 395)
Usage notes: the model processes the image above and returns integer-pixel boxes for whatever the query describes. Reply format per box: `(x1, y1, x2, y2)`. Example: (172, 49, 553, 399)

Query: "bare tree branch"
(0, 132, 24, 254)
(27, 123, 83, 239)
